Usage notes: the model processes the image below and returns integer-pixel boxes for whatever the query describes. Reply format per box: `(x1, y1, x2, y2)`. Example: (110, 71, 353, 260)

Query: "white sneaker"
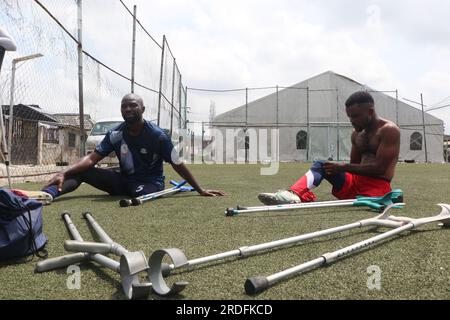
(258, 190, 301, 205)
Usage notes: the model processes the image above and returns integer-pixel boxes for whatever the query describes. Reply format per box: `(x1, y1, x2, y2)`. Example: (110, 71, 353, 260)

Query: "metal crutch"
(119, 180, 194, 207)
(244, 203, 450, 294)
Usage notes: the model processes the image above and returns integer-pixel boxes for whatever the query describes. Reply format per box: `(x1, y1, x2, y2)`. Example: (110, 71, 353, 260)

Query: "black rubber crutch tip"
(60, 211, 71, 219)
(244, 276, 269, 295)
(119, 199, 131, 207)
(82, 212, 91, 219)
(225, 208, 238, 216)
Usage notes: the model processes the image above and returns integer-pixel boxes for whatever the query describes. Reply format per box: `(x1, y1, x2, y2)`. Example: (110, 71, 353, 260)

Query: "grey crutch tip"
(244, 277, 269, 295)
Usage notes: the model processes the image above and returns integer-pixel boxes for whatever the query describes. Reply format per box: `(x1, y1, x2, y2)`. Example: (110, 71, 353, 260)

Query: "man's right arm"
(45, 152, 104, 191)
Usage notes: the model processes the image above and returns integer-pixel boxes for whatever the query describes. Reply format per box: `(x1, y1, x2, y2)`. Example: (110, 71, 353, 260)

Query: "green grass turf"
(1, 163, 449, 300)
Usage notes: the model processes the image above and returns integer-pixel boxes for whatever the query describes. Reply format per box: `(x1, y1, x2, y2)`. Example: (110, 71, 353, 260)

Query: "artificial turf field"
(1, 163, 449, 300)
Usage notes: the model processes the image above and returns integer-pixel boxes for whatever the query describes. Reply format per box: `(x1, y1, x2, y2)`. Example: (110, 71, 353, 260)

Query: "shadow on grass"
(54, 194, 122, 203)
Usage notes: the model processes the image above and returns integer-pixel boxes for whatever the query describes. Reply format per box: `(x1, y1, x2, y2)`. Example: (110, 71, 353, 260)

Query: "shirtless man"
(258, 91, 401, 205)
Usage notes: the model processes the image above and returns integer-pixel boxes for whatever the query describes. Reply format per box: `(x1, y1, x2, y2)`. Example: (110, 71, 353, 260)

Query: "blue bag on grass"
(0, 188, 48, 262)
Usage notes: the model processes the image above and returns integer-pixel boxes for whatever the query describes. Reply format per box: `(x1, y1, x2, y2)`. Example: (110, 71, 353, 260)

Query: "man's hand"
(198, 189, 226, 197)
(322, 162, 345, 176)
(44, 173, 65, 192)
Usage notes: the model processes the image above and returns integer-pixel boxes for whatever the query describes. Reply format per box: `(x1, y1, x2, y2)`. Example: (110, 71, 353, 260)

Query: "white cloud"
(2, 0, 449, 132)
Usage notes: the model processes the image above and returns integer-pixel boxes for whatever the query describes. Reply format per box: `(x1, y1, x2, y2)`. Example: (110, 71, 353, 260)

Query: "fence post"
(276, 85, 279, 127)
(201, 122, 205, 163)
(131, 5, 137, 93)
(395, 89, 399, 126)
(157, 35, 166, 127)
(245, 87, 248, 125)
(306, 86, 310, 161)
(170, 58, 176, 136)
(77, 0, 85, 157)
(184, 86, 188, 129)
(336, 89, 340, 161)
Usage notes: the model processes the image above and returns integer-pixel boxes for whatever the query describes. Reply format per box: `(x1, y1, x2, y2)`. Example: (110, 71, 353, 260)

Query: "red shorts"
(332, 173, 392, 200)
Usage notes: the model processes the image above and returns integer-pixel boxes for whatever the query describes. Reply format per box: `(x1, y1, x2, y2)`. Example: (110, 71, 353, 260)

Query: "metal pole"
(130, 5, 137, 93)
(169, 58, 176, 136)
(395, 89, 399, 126)
(276, 85, 279, 127)
(0, 30, 16, 182)
(336, 89, 339, 161)
(420, 93, 428, 163)
(77, 0, 85, 157)
(6, 61, 16, 187)
(157, 35, 166, 127)
(306, 86, 310, 161)
(245, 87, 248, 126)
(184, 86, 188, 129)
(201, 122, 205, 163)
(191, 131, 194, 163)
(178, 74, 182, 130)
(0, 48, 11, 186)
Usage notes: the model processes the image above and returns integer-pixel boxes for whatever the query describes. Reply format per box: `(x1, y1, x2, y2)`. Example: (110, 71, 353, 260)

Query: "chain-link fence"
(0, 0, 186, 185)
(184, 78, 445, 165)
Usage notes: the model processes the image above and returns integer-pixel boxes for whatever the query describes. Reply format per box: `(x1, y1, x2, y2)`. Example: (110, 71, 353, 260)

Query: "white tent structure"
(211, 71, 444, 163)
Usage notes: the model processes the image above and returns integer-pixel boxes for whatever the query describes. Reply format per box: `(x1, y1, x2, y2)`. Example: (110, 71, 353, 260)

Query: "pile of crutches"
(36, 191, 450, 299)
(148, 202, 450, 296)
(119, 180, 194, 207)
(36, 212, 152, 299)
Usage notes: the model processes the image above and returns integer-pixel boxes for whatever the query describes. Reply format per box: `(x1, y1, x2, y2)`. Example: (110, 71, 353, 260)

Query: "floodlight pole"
(0, 48, 11, 186)
(0, 27, 17, 188)
(7, 53, 43, 188)
(131, 5, 137, 93)
(77, 0, 86, 157)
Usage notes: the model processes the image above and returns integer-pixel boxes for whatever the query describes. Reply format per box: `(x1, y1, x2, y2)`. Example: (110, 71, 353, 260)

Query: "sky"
(1, 0, 449, 133)
(118, 0, 450, 132)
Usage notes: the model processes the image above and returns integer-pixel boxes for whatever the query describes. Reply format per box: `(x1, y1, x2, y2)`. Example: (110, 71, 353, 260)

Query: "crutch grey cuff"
(148, 248, 189, 296)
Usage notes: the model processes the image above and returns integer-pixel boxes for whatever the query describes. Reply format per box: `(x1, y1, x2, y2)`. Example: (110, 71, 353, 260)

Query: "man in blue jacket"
(41, 93, 225, 201)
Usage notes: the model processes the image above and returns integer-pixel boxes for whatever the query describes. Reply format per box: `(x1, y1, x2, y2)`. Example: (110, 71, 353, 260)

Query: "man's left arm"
(324, 125, 400, 176)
